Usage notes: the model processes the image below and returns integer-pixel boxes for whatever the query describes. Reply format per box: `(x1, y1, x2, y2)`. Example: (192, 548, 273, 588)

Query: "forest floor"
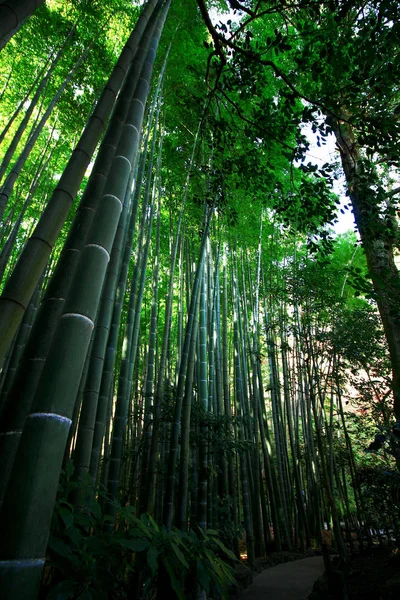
(309, 545, 400, 600)
(234, 545, 400, 599)
(237, 556, 325, 599)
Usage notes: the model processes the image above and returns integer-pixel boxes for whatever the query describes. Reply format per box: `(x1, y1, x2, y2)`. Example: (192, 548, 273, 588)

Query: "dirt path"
(239, 556, 325, 600)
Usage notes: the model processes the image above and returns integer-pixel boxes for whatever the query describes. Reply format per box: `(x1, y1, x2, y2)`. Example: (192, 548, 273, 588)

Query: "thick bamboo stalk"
(0, 4, 161, 499)
(0, 0, 159, 364)
(0, 5, 169, 596)
(72, 62, 165, 494)
(0, 0, 46, 50)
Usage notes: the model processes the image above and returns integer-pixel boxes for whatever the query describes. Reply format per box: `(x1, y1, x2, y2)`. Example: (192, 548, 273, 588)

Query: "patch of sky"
(299, 122, 356, 235)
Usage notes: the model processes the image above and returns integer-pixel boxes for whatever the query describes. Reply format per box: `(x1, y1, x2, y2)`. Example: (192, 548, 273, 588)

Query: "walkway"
(239, 556, 325, 600)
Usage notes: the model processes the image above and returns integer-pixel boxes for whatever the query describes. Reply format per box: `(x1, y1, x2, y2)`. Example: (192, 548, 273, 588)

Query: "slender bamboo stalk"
(163, 207, 213, 530)
(0, 127, 55, 284)
(232, 257, 255, 565)
(0, 60, 48, 147)
(177, 289, 200, 530)
(221, 247, 237, 533)
(0, 24, 77, 184)
(0, 43, 90, 221)
(197, 260, 208, 530)
(139, 195, 161, 512)
(145, 111, 205, 512)
(105, 166, 156, 520)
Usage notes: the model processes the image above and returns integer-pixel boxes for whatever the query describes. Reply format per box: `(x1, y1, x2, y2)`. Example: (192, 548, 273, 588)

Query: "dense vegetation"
(0, 1, 399, 598)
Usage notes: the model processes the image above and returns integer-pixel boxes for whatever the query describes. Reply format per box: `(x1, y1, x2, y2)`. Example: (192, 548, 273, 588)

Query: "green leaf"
(170, 541, 189, 569)
(65, 459, 74, 480)
(59, 506, 74, 529)
(164, 558, 184, 600)
(204, 549, 227, 581)
(59, 499, 74, 511)
(90, 501, 102, 520)
(84, 536, 107, 556)
(47, 579, 79, 600)
(196, 559, 211, 594)
(65, 526, 82, 547)
(134, 517, 153, 537)
(103, 515, 115, 523)
(212, 537, 237, 561)
(147, 545, 159, 576)
(118, 537, 150, 552)
(78, 590, 93, 600)
(48, 535, 74, 559)
(216, 558, 236, 584)
(146, 513, 160, 532)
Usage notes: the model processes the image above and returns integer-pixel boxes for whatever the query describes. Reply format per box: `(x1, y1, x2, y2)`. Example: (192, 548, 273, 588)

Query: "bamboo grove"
(0, 1, 399, 598)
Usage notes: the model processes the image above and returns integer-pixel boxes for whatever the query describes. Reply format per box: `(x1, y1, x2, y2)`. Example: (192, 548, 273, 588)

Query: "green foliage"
(2, 2, 400, 592)
(42, 463, 133, 599)
(0, 0, 141, 289)
(366, 423, 400, 461)
(43, 462, 237, 600)
(355, 464, 400, 533)
(129, 516, 237, 600)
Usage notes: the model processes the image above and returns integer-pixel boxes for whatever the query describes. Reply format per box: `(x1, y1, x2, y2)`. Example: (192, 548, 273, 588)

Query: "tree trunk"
(334, 119, 400, 420)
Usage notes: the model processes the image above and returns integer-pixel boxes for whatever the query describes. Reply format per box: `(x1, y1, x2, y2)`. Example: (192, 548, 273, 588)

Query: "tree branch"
(384, 187, 400, 201)
(196, 0, 355, 127)
(197, 0, 226, 66)
(216, 84, 296, 152)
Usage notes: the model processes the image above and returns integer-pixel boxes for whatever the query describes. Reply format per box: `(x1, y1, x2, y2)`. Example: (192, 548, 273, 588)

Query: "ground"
(309, 545, 400, 600)
(239, 556, 324, 600)
(231, 545, 400, 600)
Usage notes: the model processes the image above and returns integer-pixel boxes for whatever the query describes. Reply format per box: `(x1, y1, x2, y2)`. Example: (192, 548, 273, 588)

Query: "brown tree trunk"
(334, 119, 400, 420)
